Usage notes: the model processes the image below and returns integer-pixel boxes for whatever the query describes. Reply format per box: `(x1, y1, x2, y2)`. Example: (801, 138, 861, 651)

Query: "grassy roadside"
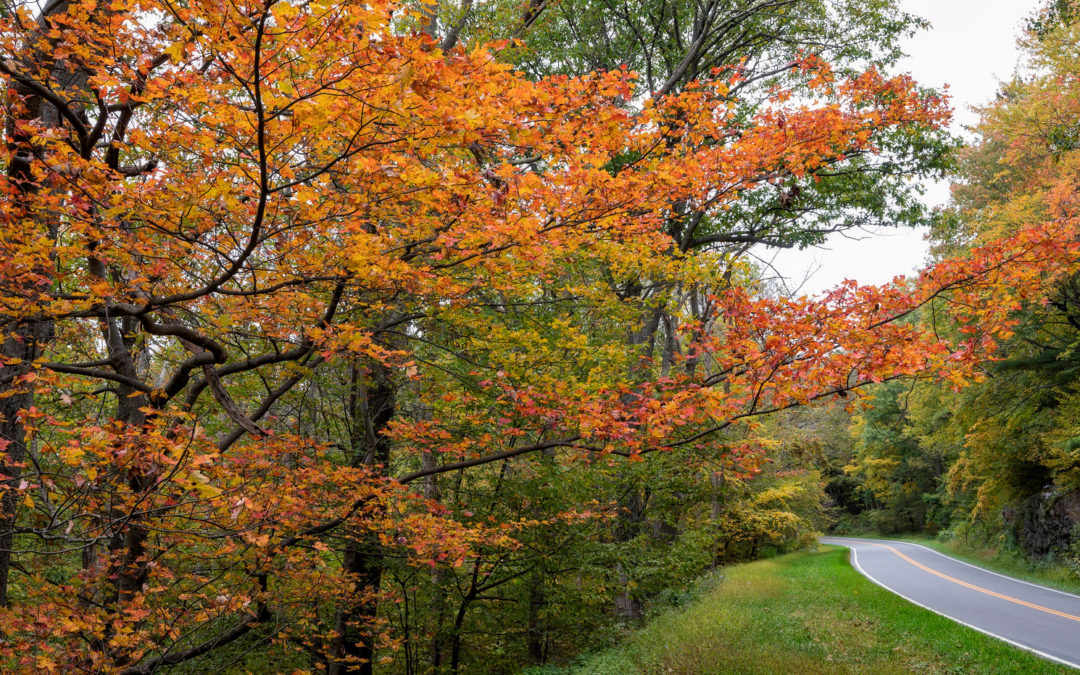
(891, 535, 1080, 597)
(533, 546, 1071, 675)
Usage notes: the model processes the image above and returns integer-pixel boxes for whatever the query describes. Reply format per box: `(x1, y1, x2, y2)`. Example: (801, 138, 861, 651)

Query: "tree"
(843, 0, 1080, 560)
(845, 380, 945, 533)
(1, 0, 1077, 671)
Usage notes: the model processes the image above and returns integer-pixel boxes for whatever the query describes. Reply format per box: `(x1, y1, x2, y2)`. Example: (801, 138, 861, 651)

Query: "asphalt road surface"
(821, 537, 1080, 670)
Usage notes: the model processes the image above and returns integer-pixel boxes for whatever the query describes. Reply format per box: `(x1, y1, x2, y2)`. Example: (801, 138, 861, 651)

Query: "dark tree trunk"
(0, 323, 51, 606)
(448, 561, 481, 675)
(424, 450, 455, 673)
(613, 487, 649, 621)
(526, 568, 547, 663)
(329, 361, 395, 674)
(331, 538, 389, 674)
(0, 0, 87, 606)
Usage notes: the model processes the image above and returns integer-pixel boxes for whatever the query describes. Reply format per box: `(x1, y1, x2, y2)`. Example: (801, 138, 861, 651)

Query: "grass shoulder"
(528, 546, 1071, 675)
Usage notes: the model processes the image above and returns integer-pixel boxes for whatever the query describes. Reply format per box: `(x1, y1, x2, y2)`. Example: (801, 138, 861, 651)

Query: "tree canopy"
(1, 0, 1079, 672)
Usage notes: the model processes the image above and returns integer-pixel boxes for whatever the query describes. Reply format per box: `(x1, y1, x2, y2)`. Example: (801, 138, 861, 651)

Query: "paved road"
(821, 537, 1080, 670)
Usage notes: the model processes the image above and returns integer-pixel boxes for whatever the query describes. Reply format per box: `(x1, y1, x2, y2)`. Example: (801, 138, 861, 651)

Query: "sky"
(767, 0, 1041, 297)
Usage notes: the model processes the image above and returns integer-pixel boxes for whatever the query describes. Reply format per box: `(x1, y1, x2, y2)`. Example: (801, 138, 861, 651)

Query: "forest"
(1, 0, 1079, 672)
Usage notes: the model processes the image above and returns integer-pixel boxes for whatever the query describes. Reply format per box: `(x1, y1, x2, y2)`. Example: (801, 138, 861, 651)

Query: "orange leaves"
(0, 0, 950, 349)
(0, 0, 1019, 668)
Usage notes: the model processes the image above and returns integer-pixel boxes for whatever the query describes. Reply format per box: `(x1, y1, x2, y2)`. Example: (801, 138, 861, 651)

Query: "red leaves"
(0, 0, 1064, 668)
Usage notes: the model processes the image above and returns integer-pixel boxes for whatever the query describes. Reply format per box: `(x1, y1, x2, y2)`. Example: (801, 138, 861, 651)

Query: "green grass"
(539, 546, 1072, 675)
(893, 535, 1080, 597)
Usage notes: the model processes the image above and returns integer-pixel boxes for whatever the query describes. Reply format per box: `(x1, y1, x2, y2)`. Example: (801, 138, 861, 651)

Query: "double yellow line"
(865, 541, 1080, 624)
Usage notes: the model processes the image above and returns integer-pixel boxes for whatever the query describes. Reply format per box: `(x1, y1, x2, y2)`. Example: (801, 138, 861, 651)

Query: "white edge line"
(824, 537, 1080, 601)
(894, 540, 1080, 601)
(830, 542, 1080, 672)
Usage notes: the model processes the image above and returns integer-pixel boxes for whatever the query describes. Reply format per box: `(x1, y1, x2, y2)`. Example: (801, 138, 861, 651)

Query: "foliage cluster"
(837, 0, 1080, 579)
(1, 0, 1078, 673)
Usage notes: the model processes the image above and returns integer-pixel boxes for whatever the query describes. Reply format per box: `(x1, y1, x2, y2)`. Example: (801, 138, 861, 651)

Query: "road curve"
(821, 537, 1080, 670)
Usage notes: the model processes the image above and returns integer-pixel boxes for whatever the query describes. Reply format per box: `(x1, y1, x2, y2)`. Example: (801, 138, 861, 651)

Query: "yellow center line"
(864, 541, 1080, 624)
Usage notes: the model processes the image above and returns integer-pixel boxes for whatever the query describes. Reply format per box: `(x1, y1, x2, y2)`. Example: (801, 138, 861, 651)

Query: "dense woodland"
(841, 1, 1080, 564)
(1, 0, 1079, 672)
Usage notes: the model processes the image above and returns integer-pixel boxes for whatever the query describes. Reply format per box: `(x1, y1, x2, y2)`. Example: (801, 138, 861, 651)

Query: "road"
(821, 537, 1080, 670)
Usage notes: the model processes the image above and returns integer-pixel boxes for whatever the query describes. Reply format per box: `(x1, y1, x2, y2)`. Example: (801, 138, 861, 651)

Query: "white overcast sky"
(768, 0, 1040, 296)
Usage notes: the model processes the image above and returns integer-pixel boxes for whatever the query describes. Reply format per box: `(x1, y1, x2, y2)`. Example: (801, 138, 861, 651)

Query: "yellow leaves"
(244, 532, 271, 548)
(56, 615, 86, 635)
(59, 443, 84, 466)
(271, 0, 301, 25)
(396, 62, 415, 97)
(163, 40, 186, 63)
(460, 108, 482, 130)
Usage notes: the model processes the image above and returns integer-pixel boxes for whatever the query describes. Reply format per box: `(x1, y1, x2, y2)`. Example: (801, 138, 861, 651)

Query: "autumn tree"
(2, 0, 1080, 672)
(465, 0, 957, 624)
(837, 0, 1080, 562)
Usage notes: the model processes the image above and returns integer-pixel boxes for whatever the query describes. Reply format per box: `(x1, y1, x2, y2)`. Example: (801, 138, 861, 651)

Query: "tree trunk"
(423, 450, 455, 673)
(328, 361, 395, 674)
(526, 568, 547, 663)
(0, 325, 51, 605)
(0, 0, 88, 606)
(613, 487, 649, 621)
(448, 562, 481, 675)
(330, 538, 388, 675)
